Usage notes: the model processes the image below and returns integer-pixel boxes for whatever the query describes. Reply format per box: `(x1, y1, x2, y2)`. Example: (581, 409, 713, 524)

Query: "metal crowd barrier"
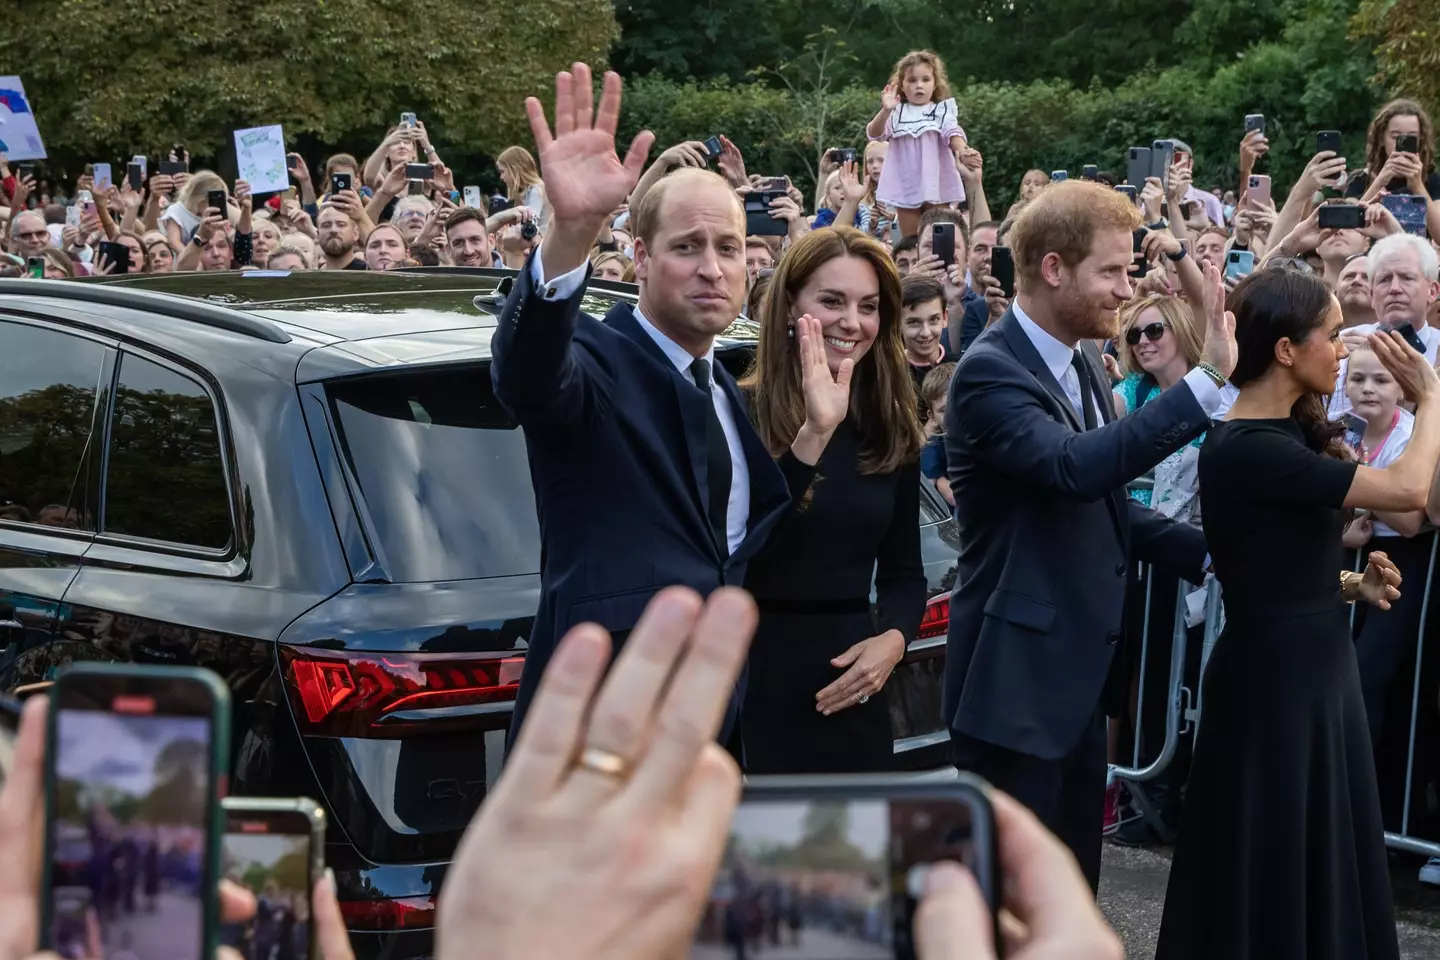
(1107, 546, 1440, 859)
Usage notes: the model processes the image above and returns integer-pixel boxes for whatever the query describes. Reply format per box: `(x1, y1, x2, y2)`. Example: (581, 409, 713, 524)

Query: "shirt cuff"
(1182, 366, 1223, 416)
(530, 250, 587, 302)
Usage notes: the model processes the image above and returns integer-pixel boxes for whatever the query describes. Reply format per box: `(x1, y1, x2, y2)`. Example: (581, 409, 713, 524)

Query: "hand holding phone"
(330, 172, 352, 195)
(1318, 203, 1366, 230)
(222, 798, 326, 960)
(990, 245, 1015, 299)
(42, 664, 230, 960)
(931, 222, 957, 267)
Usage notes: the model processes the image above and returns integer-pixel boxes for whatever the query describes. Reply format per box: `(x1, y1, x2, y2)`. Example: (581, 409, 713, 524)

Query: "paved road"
(690, 929, 889, 959)
(103, 890, 201, 958)
(1100, 843, 1440, 959)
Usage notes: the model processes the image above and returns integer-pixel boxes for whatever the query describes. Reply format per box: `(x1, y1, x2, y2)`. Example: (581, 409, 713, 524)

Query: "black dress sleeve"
(1224, 422, 1358, 509)
(873, 461, 927, 642)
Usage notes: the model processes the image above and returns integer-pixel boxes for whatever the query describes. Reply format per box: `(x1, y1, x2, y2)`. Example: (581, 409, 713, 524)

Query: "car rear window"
(325, 364, 540, 582)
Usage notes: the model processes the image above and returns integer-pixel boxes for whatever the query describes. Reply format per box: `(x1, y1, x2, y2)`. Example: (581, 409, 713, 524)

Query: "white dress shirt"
(1012, 300, 1223, 422)
(530, 253, 751, 554)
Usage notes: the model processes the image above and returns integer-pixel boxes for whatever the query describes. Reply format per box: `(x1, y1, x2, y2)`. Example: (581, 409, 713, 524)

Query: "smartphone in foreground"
(463, 185, 483, 209)
(207, 189, 227, 216)
(330, 172, 352, 195)
(221, 798, 326, 960)
(990, 245, 1015, 299)
(1050, 170, 1068, 182)
(1081, 164, 1099, 181)
(704, 136, 724, 161)
(93, 163, 113, 192)
(27, 256, 45, 278)
(692, 775, 997, 960)
(42, 664, 230, 960)
(1316, 130, 1343, 157)
(1244, 114, 1266, 135)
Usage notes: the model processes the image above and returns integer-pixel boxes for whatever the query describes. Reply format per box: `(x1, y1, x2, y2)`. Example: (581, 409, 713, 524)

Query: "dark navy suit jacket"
(943, 309, 1208, 760)
(491, 259, 812, 744)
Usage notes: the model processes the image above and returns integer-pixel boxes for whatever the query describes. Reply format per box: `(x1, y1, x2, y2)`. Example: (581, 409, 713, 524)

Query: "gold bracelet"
(1340, 570, 1362, 602)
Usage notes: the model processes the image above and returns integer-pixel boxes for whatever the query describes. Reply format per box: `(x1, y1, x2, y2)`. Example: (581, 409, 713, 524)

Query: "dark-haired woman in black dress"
(1157, 268, 1440, 959)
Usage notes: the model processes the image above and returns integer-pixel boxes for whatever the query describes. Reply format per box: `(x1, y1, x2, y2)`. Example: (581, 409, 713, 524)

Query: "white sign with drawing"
(0, 77, 47, 161)
(233, 124, 288, 194)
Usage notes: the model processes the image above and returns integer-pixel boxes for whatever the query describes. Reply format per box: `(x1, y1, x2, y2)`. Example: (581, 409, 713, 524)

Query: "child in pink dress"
(865, 49, 968, 239)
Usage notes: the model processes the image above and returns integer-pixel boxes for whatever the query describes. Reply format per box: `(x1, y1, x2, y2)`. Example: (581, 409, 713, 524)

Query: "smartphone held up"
(41, 664, 230, 960)
(690, 775, 997, 960)
(221, 798, 326, 960)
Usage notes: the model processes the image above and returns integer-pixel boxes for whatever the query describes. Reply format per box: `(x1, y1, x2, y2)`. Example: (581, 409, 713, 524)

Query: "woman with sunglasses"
(1112, 295, 1206, 521)
(1107, 294, 1210, 845)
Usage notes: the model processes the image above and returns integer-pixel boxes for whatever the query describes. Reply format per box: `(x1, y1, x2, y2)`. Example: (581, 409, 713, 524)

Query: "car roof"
(3, 269, 757, 381)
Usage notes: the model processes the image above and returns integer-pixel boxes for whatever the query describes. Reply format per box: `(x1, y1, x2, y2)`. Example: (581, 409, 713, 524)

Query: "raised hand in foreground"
(436, 587, 755, 960)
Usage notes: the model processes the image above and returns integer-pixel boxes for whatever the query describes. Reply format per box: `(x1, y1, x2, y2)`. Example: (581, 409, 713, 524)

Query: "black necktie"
(690, 358, 733, 559)
(1071, 350, 1098, 431)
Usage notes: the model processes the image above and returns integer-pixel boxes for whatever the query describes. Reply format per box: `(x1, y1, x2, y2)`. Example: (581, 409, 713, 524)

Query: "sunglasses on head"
(1125, 322, 1166, 345)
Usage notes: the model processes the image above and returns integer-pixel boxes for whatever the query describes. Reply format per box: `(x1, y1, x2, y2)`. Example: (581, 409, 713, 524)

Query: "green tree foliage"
(1354, 0, 1440, 113)
(617, 0, 1380, 208)
(1, 0, 618, 175)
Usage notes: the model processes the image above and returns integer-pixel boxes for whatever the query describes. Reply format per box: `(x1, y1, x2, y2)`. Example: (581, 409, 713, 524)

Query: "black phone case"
(1316, 131, 1343, 155)
(1318, 205, 1365, 230)
(735, 774, 999, 960)
(932, 224, 956, 266)
(991, 247, 1015, 299)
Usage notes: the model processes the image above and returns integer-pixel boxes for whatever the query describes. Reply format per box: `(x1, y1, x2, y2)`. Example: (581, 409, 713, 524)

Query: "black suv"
(0, 269, 956, 958)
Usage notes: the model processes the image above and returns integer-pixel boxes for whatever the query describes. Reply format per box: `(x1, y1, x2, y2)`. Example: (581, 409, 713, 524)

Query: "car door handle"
(0, 619, 21, 631)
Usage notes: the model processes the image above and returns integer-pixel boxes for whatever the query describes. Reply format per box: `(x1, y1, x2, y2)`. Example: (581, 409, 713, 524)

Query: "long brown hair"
(888, 50, 953, 104)
(743, 227, 923, 474)
(1366, 98, 1435, 181)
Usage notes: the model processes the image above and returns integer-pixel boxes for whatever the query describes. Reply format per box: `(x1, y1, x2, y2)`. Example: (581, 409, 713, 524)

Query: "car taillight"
(918, 593, 950, 639)
(280, 646, 525, 738)
(339, 895, 436, 930)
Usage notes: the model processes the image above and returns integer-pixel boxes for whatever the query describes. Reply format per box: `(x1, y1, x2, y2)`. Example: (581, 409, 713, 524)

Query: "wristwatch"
(1165, 245, 1187, 262)
(191, 233, 204, 248)
(1148, 218, 1169, 231)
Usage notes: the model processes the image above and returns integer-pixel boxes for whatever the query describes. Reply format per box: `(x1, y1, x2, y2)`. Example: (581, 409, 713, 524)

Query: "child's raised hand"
(840, 161, 867, 202)
(881, 83, 900, 111)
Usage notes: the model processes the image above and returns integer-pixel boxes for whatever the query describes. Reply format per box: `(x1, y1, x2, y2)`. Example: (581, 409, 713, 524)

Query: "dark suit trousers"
(951, 710, 1107, 893)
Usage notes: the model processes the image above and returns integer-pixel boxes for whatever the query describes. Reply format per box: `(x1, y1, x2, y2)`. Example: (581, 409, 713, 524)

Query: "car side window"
(0, 321, 107, 530)
(103, 353, 231, 550)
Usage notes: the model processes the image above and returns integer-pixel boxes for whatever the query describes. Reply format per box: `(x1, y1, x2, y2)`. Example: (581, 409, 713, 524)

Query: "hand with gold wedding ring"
(437, 586, 758, 960)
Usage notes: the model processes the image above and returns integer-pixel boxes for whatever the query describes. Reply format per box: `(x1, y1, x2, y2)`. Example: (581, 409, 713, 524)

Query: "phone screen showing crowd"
(691, 798, 976, 960)
(47, 705, 214, 960)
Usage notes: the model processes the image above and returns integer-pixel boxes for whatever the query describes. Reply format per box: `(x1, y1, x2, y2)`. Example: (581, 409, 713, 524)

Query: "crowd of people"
(4, 41, 1440, 959)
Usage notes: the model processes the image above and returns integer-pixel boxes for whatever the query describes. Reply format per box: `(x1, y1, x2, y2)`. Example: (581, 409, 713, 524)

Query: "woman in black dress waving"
(740, 227, 926, 773)
(1157, 268, 1440, 960)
